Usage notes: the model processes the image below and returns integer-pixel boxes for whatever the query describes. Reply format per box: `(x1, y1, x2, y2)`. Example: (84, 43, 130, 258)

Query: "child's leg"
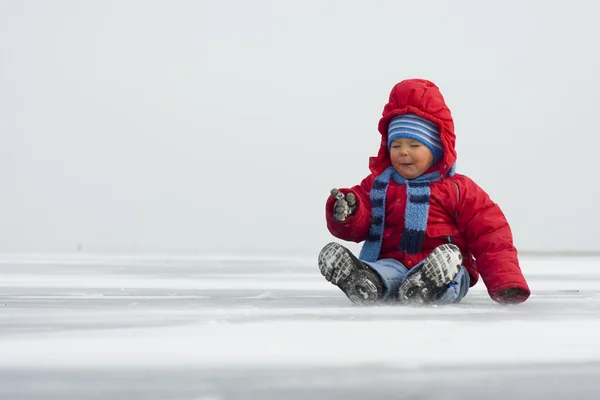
(434, 266, 470, 304)
(361, 258, 409, 300)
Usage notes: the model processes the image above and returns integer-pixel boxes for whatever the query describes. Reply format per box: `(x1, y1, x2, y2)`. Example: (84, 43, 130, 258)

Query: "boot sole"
(318, 242, 381, 304)
(397, 244, 463, 304)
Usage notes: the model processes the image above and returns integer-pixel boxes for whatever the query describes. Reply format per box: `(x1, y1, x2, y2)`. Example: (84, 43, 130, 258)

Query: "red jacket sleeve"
(453, 175, 530, 304)
(325, 175, 374, 243)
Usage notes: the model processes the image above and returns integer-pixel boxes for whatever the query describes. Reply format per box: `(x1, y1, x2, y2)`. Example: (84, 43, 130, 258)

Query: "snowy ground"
(1, 252, 600, 399)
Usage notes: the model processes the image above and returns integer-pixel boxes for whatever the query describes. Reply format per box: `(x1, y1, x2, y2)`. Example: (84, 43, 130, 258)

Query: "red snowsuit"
(326, 79, 530, 304)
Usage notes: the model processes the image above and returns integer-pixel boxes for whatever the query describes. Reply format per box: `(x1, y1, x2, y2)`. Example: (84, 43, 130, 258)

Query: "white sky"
(1, 0, 598, 255)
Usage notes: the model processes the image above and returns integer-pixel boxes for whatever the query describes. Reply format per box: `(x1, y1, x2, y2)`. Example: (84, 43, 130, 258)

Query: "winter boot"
(397, 243, 463, 304)
(318, 242, 383, 304)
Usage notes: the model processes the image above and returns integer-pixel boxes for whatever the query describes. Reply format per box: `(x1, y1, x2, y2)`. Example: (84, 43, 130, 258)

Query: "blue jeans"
(362, 257, 470, 304)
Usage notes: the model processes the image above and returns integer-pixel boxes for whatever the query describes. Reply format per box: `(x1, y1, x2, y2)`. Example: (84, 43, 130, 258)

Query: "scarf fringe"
(399, 229, 425, 254)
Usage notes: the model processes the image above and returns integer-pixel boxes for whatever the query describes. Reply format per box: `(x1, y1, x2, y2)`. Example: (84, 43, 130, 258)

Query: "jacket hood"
(369, 79, 457, 178)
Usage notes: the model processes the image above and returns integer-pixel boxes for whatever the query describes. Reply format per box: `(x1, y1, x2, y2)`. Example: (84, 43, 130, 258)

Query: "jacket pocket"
(426, 224, 459, 241)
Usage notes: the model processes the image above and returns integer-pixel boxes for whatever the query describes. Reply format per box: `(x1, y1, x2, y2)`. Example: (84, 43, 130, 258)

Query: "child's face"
(389, 138, 434, 179)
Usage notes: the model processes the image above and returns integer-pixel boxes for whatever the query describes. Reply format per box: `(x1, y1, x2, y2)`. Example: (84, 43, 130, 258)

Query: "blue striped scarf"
(359, 165, 456, 262)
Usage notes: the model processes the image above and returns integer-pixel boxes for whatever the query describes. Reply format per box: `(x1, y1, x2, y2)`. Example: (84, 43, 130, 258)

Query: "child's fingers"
(330, 188, 355, 221)
(345, 193, 356, 207)
(335, 199, 348, 214)
(330, 188, 344, 200)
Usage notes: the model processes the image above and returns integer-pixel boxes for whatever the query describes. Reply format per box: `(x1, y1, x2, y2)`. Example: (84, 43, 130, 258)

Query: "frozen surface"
(1, 253, 600, 399)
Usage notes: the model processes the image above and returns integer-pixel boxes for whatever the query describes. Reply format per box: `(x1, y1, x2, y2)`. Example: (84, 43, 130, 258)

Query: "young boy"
(319, 78, 530, 305)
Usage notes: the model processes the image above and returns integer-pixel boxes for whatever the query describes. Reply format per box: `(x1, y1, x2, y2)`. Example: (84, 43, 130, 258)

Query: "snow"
(1, 254, 600, 399)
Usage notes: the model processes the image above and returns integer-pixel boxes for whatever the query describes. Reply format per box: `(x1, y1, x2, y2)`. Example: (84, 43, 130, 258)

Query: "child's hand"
(496, 287, 530, 304)
(330, 188, 357, 221)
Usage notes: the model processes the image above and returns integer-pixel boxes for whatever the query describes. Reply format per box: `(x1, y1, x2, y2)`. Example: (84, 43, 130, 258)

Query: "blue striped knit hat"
(387, 114, 444, 164)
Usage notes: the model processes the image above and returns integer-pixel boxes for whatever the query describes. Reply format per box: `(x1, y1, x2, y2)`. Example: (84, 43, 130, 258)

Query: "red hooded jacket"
(326, 79, 530, 304)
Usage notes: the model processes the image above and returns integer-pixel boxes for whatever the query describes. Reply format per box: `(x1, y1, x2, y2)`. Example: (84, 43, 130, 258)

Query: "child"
(319, 78, 530, 305)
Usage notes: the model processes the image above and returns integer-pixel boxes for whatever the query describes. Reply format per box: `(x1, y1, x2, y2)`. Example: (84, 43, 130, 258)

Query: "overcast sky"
(1, 0, 598, 256)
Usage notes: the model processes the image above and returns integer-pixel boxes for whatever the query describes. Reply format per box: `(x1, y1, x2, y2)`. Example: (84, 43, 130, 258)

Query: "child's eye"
(410, 144, 420, 148)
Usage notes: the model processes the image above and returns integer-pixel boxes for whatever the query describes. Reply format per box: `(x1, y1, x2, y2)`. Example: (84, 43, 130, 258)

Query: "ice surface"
(1, 254, 600, 399)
